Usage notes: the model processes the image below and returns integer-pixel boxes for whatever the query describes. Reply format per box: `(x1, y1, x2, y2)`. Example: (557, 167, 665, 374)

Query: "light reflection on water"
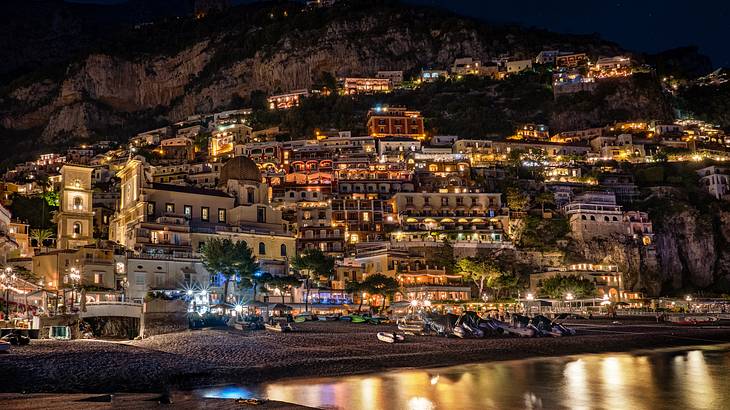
(198, 344, 730, 410)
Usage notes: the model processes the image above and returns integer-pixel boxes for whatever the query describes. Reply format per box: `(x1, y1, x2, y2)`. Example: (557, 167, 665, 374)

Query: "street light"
(566, 292, 574, 312)
(1, 267, 17, 318)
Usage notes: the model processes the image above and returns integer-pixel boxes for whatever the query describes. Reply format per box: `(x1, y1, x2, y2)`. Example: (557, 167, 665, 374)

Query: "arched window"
(581, 215, 587, 220)
(73, 222, 82, 235)
(604, 216, 610, 222)
(612, 216, 619, 222)
(73, 196, 83, 210)
(590, 215, 596, 221)
(280, 244, 287, 257)
(258, 242, 266, 255)
(246, 187, 255, 204)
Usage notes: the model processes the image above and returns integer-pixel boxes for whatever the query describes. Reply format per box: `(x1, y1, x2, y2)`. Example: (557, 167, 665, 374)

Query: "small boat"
(0, 340, 10, 352)
(318, 314, 340, 321)
(294, 312, 317, 323)
(377, 332, 405, 343)
(668, 315, 719, 326)
(350, 314, 367, 324)
(265, 322, 293, 332)
(339, 315, 352, 322)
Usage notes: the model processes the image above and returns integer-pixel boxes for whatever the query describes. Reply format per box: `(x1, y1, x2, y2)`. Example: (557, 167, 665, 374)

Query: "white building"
(696, 165, 730, 200)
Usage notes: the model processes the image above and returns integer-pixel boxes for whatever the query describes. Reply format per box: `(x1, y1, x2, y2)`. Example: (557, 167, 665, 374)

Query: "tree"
(534, 191, 554, 215)
(506, 187, 531, 212)
(361, 274, 400, 313)
(345, 280, 365, 312)
(457, 257, 502, 298)
(201, 238, 257, 304)
(265, 275, 301, 304)
(292, 248, 335, 312)
(489, 272, 520, 300)
(429, 238, 455, 274)
(540, 274, 596, 299)
(30, 228, 54, 251)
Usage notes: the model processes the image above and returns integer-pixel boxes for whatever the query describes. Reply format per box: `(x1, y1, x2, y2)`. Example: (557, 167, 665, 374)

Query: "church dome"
(219, 156, 261, 185)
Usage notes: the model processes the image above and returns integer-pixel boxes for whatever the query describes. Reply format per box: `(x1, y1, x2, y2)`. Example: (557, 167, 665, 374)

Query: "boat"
(350, 314, 368, 324)
(318, 314, 340, 321)
(453, 312, 486, 338)
(667, 315, 719, 326)
(0, 340, 10, 352)
(339, 315, 352, 322)
(493, 320, 536, 337)
(264, 322, 293, 332)
(397, 315, 426, 334)
(294, 312, 317, 323)
(376, 332, 405, 343)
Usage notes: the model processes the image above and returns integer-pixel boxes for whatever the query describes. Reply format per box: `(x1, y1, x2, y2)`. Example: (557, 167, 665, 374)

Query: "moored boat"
(667, 315, 719, 325)
(265, 321, 293, 332)
(0, 340, 10, 352)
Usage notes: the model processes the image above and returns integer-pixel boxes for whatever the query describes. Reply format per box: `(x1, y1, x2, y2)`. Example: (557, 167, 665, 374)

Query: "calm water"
(198, 344, 730, 410)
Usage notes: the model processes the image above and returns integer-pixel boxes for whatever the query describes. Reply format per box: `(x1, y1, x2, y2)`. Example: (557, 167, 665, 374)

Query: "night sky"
(69, 0, 730, 68)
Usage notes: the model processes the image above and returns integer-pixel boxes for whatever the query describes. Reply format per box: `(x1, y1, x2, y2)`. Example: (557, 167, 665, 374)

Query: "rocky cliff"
(570, 187, 730, 296)
(0, 1, 624, 147)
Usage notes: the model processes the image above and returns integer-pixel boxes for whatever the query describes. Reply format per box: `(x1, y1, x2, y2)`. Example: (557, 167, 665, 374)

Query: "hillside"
(0, 0, 629, 159)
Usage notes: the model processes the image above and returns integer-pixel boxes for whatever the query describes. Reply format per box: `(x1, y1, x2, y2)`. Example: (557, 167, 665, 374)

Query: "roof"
(150, 183, 233, 198)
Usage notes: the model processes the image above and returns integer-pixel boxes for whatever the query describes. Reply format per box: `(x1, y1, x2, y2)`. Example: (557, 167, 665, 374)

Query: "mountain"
(0, 0, 631, 154)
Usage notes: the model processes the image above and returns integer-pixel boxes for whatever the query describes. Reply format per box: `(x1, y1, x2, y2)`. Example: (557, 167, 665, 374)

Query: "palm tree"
(30, 228, 54, 252)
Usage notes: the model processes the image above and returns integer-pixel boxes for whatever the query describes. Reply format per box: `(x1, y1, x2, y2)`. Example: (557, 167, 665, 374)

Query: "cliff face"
(0, 2, 623, 145)
(570, 189, 730, 296)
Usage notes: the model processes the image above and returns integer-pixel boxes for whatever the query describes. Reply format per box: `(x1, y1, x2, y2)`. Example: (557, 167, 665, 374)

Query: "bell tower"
(56, 164, 94, 249)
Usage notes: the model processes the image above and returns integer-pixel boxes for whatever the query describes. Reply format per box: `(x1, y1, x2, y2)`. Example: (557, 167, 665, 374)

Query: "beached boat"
(264, 322, 293, 332)
(376, 332, 405, 343)
(493, 320, 536, 337)
(667, 315, 719, 326)
(0, 340, 10, 352)
(349, 314, 368, 324)
(318, 314, 340, 321)
(397, 316, 426, 334)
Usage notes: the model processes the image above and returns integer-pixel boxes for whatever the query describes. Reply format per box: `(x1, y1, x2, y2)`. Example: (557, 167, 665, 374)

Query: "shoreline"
(2, 319, 730, 396)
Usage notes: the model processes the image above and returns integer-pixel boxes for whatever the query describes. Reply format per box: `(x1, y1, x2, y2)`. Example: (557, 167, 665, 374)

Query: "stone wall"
(139, 299, 188, 338)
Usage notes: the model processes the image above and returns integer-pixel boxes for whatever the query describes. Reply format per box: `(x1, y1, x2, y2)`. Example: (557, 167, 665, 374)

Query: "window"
(201, 207, 210, 222)
(147, 202, 156, 216)
(218, 209, 226, 223)
(165, 203, 175, 213)
(257, 207, 266, 223)
(441, 197, 449, 206)
(363, 212, 370, 222)
(405, 196, 414, 205)
(73, 222, 82, 235)
(280, 244, 287, 257)
(73, 196, 83, 210)
(135, 273, 145, 286)
(247, 187, 255, 203)
(94, 273, 104, 284)
(258, 242, 266, 255)
(184, 205, 192, 219)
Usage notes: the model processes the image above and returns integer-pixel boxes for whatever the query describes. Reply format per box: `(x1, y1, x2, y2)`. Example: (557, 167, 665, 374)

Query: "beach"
(2, 318, 730, 399)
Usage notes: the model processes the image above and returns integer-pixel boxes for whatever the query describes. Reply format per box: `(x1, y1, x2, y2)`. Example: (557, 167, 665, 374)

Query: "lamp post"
(685, 295, 692, 313)
(526, 292, 534, 315)
(565, 292, 574, 313)
(1, 267, 17, 318)
(69, 267, 80, 311)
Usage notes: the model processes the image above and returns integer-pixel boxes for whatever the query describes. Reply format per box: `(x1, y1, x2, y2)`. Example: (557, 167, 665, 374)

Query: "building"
(343, 77, 390, 94)
(268, 89, 309, 110)
(376, 70, 404, 86)
(696, 165, 729, 200)
(590, 134, 646, 161)
(395, 267, 471, 302)
(563, 191, 627, 241)
(535, 50, 560, 64)
(160, 137, 195, 161)
(556, 53, 589, 68)
(515, 124, 550, 140)
(530, 264, 642, 303)
(505, 59, 533, 74)
(624, 211, 653, 245)
(366, 107, 425, 139)
(420, 69, 448, 82)
(56, 165, 95, 249)
(451, 57, 483, 76)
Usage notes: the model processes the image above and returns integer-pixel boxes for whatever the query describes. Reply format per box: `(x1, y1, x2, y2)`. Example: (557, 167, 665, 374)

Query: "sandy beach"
(2, 318, 730, 399)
